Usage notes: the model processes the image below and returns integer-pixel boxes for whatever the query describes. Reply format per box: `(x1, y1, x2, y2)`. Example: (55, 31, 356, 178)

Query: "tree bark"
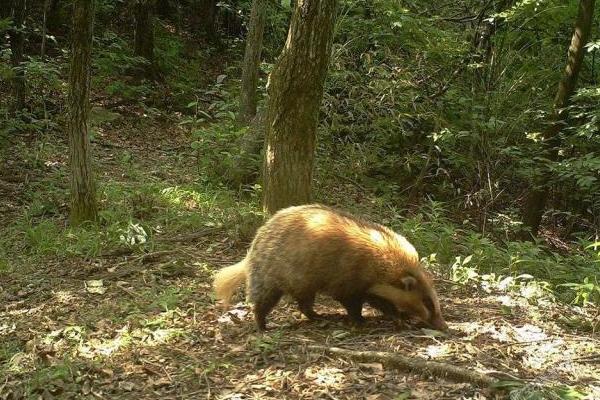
(156, 0, 172, 19)
(9, 0, 26, 113)
(134, 0, 155, 77)
(238, 0, 268, 123)
(0, 0, 12, 19)
(47, 0, 61, 32)
(521, 0, 595, 238)
(192, 0, 218, 40)
(67, 0, 98, 225)
(41, 0, 50, 58)
(225, 109, 266, 186)
(262, 0, 337, 215)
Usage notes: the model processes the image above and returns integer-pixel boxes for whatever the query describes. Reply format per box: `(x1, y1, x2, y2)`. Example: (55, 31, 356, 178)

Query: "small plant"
(558, 277, 600, 306)
(189, 123, 247, 179)
(119, 221, 149, 246)
(252, 330, 284, 354)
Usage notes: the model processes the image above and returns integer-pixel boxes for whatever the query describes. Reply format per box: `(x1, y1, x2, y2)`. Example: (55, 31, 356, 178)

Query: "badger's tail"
(213, 259, 249, 307)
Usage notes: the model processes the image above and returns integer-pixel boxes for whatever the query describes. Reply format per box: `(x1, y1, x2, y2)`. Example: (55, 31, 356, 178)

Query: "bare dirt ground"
(1, 121, 599, 399)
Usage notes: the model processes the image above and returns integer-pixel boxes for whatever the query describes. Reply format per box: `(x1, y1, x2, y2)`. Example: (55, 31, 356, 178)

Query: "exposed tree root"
(309, 345, 514, 388)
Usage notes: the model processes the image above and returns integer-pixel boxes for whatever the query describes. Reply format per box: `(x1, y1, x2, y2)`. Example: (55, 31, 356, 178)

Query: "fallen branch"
(91, 251, 177, 280)
(309, 346, 511, 388)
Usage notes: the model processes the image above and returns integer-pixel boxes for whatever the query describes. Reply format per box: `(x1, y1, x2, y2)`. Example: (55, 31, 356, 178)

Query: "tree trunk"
(262, 0, 337, 215)
(0, 0, 12, 19)
(9, 0, 26, 113)
(238, 0, 268, 123)
(41, 0, 50, 58)
(67, 0, 98, 225)
(47, 0, 61, 32)
(521, 0, 595, 238)
(224, 109, 266, 186)
(156, 0, 172, 19)
(192, 0, 217, 40)
(134, 0, 155, 77)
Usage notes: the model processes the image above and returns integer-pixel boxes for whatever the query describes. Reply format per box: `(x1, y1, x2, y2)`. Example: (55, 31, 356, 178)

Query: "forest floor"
(1, 115, 599, 400)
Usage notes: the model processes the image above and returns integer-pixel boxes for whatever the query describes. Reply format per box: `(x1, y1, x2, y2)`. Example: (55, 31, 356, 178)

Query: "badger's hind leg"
(253, 288, 283, 332)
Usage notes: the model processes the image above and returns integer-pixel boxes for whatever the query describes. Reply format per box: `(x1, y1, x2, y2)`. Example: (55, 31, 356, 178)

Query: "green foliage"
(189, 122, 247, 178)
(387, 200, 599, 306)
(93, 32, 152, 100)
(507, 383, 588, 400)
(154, 24, 185, 73)
(0, 17, 11, 32)
(0, 55, 62, 135)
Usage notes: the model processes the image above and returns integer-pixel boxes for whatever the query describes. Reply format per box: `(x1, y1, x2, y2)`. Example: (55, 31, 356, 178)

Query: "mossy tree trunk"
(134, 0, 155, 78)
(9, 0, 27, 113)
(262, 0, 337, 215)
(521, 0, 595, 238)
(67, 0, 98, 225)
(238, 0, 268, 124)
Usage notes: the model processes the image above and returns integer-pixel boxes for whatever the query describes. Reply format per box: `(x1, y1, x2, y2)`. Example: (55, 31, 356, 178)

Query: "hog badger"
(213, 204, 447, 331)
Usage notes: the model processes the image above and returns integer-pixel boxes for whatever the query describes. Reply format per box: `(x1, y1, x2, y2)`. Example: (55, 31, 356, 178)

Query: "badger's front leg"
(337, 296, 366, 324)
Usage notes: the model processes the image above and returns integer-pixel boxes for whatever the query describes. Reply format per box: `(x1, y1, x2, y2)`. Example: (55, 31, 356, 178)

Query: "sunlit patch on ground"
(304, 365, 346, 387)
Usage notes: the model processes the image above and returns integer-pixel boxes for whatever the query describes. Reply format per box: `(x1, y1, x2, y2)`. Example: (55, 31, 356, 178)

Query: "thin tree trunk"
(521, 0, 595, 238)
(68, 0, 98, 224)
(134, 0, 155, 78)
(262, 0, 337, 215)
(41, 0, 50, 58)
(192, 0, 217, 40)
(238, 0, 268, 123)
(47, 0, 61, 32)
(9, 0, 26, 113)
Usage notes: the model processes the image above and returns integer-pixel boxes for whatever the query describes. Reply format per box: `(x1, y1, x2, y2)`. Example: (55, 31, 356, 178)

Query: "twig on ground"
(309, 345, 519, 388)
(498, 338, 556, 347)
(91, 250, 177, 280)
(115, 283, 141, 298)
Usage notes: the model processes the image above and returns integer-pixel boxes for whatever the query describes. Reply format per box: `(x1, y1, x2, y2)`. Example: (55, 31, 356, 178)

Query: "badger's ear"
(400, 275, 417, 291)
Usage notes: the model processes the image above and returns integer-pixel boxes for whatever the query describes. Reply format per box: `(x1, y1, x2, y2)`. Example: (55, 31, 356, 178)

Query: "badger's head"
(367, 269, 448, 331)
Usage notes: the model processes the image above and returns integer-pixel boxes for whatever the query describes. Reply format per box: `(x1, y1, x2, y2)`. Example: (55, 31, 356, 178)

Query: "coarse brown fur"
(213, 204, 447, 331)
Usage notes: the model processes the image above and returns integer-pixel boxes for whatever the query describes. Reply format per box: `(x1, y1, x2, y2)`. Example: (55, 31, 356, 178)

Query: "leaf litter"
(0, 124, 598, 400)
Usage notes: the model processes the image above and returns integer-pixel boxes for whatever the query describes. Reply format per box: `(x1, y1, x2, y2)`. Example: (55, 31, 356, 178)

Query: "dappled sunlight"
(53, 290, 78, 304)
(368, 229, 385, 245)
(159, 186, 214, 211)
(423, 343, 452, 359)
(6, 352, 36, 374)
(78, 325, 132, 359)
(305, 211, 331, 231)
(78, 324, 184, 359)
(521, 339, 564, 371)
(304, 365, 346, 388)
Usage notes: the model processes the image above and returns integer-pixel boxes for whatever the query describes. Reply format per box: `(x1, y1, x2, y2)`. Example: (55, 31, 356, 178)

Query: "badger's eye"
(400, 275, 417, 291)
